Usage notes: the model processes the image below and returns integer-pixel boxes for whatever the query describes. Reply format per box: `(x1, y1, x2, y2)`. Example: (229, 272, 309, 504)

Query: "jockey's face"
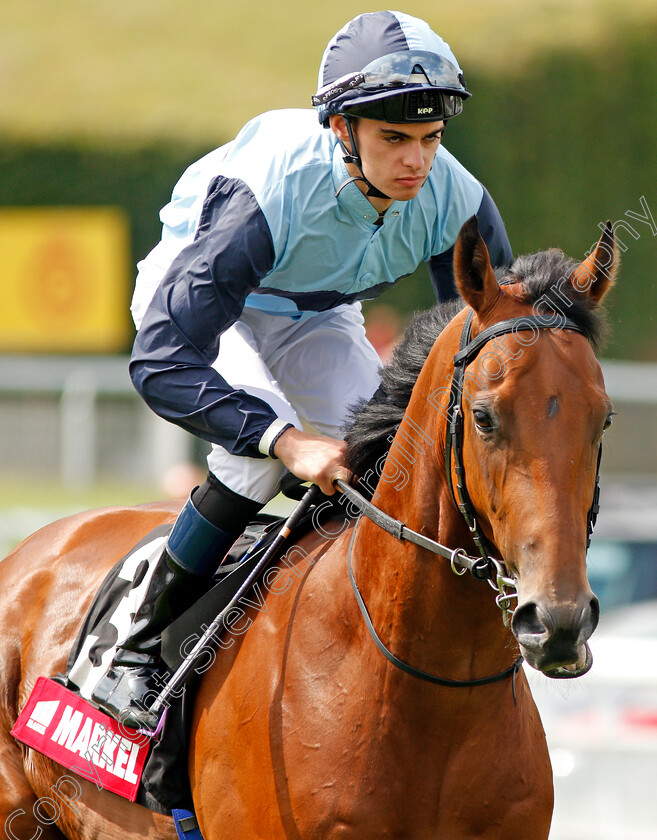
(330, 115, 445, 209)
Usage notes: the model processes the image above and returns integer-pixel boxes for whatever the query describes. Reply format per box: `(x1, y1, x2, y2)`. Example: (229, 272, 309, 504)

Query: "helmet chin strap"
(335, 117, 390, 200)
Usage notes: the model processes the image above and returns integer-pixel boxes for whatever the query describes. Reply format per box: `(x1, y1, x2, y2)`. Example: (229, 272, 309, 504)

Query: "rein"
(335, 477, 517, 620)
(340, 309, 600, 691)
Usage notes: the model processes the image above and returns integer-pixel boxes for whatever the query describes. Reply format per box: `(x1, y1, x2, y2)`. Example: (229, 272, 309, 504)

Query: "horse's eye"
(473, 409, 494, 431)
(603, 411, 616, 431)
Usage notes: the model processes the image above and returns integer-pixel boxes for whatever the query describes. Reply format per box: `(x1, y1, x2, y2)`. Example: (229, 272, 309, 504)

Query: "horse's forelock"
(499, 249, 608, 351)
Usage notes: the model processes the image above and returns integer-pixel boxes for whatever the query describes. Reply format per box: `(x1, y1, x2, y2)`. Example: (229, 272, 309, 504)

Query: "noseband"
(339, 308, 602, 689)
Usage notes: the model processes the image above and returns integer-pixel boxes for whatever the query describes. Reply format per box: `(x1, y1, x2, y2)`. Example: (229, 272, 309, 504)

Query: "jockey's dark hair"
(345, 248, 609, 481)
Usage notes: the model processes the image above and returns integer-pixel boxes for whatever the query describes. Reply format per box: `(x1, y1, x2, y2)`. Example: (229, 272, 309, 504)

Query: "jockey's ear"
(453, 216, 500, 313)
(329, 115, 351, 149)
(569, 221, 618, 304)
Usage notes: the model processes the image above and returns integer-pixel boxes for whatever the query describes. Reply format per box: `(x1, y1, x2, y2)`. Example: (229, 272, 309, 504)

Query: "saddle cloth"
(61, 513, 289, 812)
(11, 675, 150, 802)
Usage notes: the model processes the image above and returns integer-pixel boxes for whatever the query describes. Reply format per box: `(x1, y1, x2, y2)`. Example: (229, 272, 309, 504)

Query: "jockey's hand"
(273, 427, 352, 496)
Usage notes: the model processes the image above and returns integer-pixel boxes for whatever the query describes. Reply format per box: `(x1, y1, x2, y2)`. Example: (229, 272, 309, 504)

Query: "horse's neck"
(350, 426, 513, 684)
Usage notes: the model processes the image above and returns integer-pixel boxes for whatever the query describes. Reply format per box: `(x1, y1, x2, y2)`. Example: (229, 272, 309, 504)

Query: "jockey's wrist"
(258, 419, 295, 459)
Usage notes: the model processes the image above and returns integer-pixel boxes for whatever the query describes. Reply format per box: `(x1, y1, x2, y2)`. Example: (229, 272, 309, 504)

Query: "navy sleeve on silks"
(429, 186, 514, 301)
(130, 175, 278, 459)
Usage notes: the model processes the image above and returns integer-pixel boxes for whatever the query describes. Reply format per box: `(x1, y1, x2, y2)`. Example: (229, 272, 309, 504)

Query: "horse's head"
(452, 217, 617, 678)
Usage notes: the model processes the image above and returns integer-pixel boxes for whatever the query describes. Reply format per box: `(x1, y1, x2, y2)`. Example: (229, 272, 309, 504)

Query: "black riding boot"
(91, 494, 239, 729)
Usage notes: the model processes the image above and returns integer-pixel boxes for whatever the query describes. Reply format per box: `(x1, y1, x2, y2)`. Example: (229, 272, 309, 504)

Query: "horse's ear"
(569, 222, 618, 304)
(453, 216, 500, 313)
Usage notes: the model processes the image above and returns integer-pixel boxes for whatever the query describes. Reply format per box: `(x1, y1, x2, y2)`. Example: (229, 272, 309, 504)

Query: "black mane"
(345, 248, 608, 479)
(344, 298, 461, 479)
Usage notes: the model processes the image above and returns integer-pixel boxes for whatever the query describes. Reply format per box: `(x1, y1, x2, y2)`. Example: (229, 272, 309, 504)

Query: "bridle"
(445, 309, 601, 573)
(339, 308, 603, 689)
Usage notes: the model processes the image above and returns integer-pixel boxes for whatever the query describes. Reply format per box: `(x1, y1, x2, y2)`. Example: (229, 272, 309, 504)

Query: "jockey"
(91, 10, 513, 727)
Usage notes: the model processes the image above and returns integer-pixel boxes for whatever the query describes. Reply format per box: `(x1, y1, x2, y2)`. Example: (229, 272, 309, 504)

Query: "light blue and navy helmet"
(313, 11, 470, 127)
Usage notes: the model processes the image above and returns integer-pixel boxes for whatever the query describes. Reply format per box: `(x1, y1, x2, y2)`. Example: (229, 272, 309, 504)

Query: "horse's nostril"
(512, 602, 546, 638)
(588, 595, 600, 632)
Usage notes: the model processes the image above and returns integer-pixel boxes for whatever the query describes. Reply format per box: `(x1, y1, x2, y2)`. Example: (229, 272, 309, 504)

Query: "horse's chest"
(276, 693, 551, 839)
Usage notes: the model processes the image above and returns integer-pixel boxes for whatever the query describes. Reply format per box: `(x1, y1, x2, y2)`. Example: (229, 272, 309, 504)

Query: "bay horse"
(0, 218, 616, 840)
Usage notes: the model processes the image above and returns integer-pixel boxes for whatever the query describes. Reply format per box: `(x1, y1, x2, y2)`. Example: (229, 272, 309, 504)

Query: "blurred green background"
(1, 0, 656, 358)
(1, 0, 656, 549)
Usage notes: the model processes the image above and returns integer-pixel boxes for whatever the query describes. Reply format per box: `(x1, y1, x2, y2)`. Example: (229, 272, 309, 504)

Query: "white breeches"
(208, 304, 381, 504)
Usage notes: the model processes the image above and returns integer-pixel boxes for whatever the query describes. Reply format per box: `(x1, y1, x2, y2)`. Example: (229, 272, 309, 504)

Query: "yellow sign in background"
(0, 207, 131, 353)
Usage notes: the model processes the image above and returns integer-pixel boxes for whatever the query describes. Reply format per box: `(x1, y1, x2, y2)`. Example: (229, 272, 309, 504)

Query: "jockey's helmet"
(313, 11, 470, 127)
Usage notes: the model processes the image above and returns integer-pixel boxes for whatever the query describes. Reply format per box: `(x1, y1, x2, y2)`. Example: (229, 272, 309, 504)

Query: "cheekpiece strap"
(445, 312, 587, 567)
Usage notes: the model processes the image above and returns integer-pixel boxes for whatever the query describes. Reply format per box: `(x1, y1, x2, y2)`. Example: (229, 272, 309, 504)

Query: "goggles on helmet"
(342, 87, 464, 122)
(312, 50, 469, 109)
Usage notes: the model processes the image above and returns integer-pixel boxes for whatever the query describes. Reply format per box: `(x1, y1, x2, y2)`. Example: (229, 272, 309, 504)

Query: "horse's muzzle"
(511, 595, 600, 679)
